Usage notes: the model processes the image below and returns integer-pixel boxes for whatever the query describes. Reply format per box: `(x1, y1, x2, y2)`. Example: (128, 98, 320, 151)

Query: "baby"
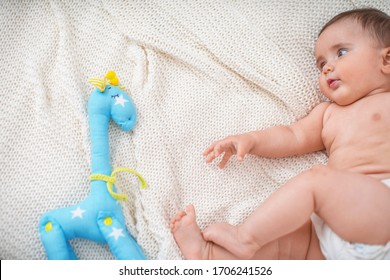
(170, 8, 390, 260)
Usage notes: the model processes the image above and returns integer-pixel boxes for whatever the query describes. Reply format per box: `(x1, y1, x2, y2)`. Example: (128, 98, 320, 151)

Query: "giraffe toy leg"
(97, 211, 146, 260)
(39, 214, 78, 260)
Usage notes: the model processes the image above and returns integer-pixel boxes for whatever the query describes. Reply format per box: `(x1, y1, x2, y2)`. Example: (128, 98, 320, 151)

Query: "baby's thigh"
(306, 166, 390, 243)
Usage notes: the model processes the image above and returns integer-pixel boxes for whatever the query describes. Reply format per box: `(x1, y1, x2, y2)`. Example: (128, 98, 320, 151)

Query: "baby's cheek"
(318, 78, 327, 94)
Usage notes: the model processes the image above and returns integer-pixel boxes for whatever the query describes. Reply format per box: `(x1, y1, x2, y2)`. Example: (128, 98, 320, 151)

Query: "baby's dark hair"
(319, 8, 390, 47)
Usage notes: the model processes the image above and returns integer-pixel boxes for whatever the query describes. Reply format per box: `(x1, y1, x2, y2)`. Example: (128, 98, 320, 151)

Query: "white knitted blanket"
(1, 0, 388, 260)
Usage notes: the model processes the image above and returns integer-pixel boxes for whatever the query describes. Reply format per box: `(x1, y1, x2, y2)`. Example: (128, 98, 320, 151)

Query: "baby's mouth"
(327, 79, 340, 89)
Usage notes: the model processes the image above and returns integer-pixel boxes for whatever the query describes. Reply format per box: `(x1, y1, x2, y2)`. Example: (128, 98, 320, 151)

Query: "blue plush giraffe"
(39, 71, 147, 260)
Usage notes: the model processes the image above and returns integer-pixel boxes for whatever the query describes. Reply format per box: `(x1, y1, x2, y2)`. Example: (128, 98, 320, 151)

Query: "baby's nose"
(322, 64, 334, 74)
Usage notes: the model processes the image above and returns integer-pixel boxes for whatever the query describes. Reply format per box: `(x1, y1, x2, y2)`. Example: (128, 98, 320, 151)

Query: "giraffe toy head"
(88, 71, 137, 131)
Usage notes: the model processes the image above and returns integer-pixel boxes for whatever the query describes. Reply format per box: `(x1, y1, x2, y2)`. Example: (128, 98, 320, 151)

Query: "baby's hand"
(203, 133, 255, 168)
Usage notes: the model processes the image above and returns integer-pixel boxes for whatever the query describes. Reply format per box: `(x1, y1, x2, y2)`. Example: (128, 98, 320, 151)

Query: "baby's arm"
(204, 102, 329, 168)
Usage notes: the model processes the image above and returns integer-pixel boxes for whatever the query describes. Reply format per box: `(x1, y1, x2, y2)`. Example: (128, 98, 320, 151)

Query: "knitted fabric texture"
(1, 0, 388, 259)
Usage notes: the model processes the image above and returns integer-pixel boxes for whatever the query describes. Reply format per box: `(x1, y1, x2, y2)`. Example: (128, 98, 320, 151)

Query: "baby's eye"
(337, 49, 348, 57)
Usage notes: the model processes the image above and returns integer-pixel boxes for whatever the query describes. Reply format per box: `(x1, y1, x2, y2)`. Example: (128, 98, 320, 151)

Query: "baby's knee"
(291, 165, 332, 194)
(311, 164, 329, 173)
(302, 165, 331, 181)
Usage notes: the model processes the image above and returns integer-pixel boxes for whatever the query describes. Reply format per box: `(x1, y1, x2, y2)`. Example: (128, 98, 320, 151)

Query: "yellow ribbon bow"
(90, 167, 147, 201)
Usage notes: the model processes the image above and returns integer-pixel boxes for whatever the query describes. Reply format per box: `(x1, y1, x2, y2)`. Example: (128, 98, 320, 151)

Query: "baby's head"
(319, 8, 390, 49)
(315, 8, 390, 105)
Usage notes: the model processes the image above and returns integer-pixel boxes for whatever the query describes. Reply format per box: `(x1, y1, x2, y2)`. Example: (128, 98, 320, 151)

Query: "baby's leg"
(170, 205, 308, 259)
(203, 165, 390, 257)
(203, 219, 320, 259)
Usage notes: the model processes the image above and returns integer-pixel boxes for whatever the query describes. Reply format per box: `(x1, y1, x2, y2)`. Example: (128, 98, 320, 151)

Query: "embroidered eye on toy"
(38, 71, 147, 260)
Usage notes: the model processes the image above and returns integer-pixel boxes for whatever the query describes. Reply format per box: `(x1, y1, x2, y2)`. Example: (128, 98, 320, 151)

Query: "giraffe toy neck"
(89, 113, 111, 176)
(88, 111, 113, 196)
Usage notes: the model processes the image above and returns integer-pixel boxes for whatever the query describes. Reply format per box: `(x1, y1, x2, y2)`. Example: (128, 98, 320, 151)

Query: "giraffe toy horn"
(105, 71, 119, 86)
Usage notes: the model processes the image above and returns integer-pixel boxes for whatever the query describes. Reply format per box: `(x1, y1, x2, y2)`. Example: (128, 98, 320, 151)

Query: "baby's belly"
(327, 148, 390, 179)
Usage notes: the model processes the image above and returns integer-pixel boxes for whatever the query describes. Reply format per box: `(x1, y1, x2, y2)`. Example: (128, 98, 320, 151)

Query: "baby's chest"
(322, 105, 389, 148)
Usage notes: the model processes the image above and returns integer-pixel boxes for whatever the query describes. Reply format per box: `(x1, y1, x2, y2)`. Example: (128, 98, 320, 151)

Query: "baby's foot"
(170, 205, 209, 259)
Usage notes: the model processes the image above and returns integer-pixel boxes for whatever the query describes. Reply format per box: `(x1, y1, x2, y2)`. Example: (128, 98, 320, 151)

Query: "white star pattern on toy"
(114, 95, 129, 107)
(71, 206, 86, 219)
(109, 227, 125, 241)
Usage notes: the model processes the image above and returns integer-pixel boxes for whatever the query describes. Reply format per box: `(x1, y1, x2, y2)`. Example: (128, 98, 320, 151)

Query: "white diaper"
(311, 179, 390, 260)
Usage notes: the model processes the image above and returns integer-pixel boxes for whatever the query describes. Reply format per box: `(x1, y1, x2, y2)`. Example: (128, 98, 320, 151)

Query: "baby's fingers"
(204, 142, 224, 162)
(218, 152, 232, 169)
(236, 144, 248, 162)
(205, 151, 217, 163)
(203, 144, 216, 157)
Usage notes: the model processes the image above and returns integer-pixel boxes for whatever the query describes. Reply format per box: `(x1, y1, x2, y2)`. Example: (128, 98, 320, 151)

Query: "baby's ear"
(382, 47, 390, 74)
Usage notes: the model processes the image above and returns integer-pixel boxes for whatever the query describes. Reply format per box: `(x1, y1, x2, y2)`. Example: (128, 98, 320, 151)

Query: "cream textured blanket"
(1, 0, 388, 260)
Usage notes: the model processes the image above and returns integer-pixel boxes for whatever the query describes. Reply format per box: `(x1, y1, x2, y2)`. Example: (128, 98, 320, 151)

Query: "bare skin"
(171, 17, 390, 259)
(170, 205, 323, 259)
